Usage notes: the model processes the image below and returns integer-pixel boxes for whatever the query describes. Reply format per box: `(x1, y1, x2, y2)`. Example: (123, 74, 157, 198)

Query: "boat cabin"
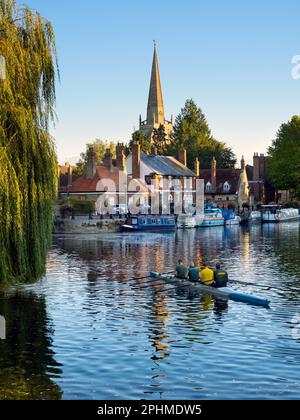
(122, 215, 176, 231)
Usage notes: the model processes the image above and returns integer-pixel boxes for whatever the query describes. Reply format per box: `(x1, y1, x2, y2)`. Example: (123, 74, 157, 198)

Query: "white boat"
(150, 272, 270, 307)
(248, 210, 262, 224)
(222, 209, 241, 226)
(225, 216, 241, 226)
(199, 207, 224, 227)
(262, 205, 300, 223)
(177, 214, 196, 229)
(193, 214, 205, 227)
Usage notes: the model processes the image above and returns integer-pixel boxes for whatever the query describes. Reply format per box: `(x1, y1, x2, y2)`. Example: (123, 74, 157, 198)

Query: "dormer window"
(223, 182, 230, 192)
(206, 182, 212, 192)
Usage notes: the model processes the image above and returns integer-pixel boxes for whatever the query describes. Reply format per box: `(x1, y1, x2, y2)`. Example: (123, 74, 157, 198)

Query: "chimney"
(253, 153, 260, 180)
(67, 165, 73, 187)
(132, 141, 141, 179)
(178, 149, 187, 167)
(116, 143, 126, 172)
(103, 149, 113, 170)
(86, 147, 96, 179)
(194, 158, 200, 177)
(259, 153, 266, 180)
(241, 156, 245, 170)
(211, 156, 217, 192)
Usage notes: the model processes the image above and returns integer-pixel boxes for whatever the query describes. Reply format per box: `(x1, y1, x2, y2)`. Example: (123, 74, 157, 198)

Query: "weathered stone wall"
(54, 218, 125, 234)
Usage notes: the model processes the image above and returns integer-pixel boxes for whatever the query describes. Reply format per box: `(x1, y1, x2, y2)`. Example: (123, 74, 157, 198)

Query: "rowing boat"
(149, 272, 270, 307)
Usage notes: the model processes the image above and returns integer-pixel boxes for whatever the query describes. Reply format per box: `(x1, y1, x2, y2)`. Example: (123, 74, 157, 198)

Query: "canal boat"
(199, 207, 225, 227)
(150, 272, 270, 307)
(177, 214, 196, 229)
(122, 215, 176, 232)
(261, 205, 300, 223)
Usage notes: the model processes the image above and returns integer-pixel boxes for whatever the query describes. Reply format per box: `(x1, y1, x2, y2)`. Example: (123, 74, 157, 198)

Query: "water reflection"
(0, 293, 62, 400)
(1, 223, 300, 400)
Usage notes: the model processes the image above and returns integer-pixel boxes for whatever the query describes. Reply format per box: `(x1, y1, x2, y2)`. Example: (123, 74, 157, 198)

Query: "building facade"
(126, 144, 202, 214)
(246, 153, 275, 205)
(200, 157, 250, 209)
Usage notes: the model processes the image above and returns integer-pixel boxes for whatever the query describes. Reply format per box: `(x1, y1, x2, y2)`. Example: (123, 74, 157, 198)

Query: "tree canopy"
(168, 99, 237, 169)
(268, 115, 300, 199)
(129, 130, 151, 154)
(75, 139, 116, 175)
(152, 124, 168, 155)
(0, 0, 58, 284)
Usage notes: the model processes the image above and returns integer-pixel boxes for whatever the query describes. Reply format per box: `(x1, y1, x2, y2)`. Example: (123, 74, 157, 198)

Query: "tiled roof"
(141, 152, 196, 177)
(68, 166, 148, 193)
(201, 169, 242, 194)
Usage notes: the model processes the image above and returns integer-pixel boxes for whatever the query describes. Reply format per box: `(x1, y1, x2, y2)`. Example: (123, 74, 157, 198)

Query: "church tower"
(139, 44, 173, 141)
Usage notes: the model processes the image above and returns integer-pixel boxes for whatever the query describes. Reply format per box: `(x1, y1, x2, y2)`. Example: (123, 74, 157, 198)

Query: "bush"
(69, 199, 95, 214)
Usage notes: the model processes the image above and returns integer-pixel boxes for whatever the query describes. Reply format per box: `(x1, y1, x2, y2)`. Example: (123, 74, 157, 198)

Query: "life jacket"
(214, 270, 228, 288)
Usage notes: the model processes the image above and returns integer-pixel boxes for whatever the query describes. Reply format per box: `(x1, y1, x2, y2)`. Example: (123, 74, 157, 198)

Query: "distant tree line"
(267, 115, 300, 200)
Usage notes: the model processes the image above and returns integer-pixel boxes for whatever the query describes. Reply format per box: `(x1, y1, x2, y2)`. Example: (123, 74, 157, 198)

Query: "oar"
(229, 279, 283, 292)
(89, 270, 174, 285)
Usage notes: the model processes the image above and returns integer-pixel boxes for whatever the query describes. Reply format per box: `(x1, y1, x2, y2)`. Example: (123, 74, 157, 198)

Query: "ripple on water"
(0, 225, 300, 399)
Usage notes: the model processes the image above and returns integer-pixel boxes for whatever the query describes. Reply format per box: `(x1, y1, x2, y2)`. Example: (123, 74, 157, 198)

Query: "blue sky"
(24, 0, 300, 164)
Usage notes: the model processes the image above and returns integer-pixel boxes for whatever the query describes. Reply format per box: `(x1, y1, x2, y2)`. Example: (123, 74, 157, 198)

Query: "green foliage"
(69, 199, 95, 214)
(76, 139, 116, 172)
(268, 115, 300, 199)
(0, 0, 58, 284)
(152, 124, 167, 154)
(168, 99, 237, 169)
(129, 130, 151, 154)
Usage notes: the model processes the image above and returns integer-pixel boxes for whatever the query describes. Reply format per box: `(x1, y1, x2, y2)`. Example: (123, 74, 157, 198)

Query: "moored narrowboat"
(122, 215, 176, 231)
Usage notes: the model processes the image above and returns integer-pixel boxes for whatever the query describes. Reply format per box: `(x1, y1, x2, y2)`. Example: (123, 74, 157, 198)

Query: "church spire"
(146, 44, 165, 126)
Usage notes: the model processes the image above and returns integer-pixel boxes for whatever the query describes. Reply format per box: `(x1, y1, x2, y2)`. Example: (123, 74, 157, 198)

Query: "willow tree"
(0, 0, 58, 284)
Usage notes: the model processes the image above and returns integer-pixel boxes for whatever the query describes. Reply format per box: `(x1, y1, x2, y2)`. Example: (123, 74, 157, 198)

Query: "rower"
(176, 259, 188, 279)
(214, 263, 229, 288)
(200, 262, 214, 286)
(188, 262, 200, 282)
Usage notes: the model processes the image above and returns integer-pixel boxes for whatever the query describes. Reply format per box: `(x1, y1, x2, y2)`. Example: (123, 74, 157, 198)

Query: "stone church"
(139, 45, 173, 141)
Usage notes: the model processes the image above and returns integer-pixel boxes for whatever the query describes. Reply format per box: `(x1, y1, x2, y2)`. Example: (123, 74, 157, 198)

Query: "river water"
(0, 223, 300, 400)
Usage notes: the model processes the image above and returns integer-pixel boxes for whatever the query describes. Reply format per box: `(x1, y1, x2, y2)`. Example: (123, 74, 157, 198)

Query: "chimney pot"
(132, 142, 141, 179)
(178, 149, 187, 167)
(211, 156, 217, 192)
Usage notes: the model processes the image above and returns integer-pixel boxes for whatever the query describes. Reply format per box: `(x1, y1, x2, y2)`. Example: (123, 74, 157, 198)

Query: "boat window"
(132, 218, 138, 225)
(157, 219, 162, 225)
(152, 219, 157, 224)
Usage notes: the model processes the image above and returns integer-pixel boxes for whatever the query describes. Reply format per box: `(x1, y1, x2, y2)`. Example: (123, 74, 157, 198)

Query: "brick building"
(126, 143, 202, 213)
(200, 156, 250, 209)
(246, 153, 275, 205)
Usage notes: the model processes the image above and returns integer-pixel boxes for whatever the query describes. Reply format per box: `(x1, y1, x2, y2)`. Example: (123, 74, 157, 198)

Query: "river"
(0, 223, 300, 400)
